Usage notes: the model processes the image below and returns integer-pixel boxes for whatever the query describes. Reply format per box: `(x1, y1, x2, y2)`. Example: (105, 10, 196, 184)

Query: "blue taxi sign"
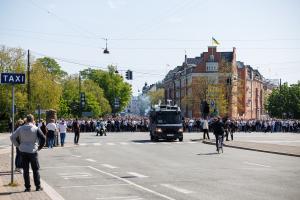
(0, 73, 25, 84)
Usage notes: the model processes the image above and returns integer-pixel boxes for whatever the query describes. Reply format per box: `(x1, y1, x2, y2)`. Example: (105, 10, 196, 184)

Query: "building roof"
(220, 52, 233, 62)
(186, 57, 202, 65)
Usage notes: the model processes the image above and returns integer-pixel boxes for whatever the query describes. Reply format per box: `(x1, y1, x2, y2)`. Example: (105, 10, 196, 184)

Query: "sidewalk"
(203, 139, 300, 157)
(0, 151, 52, 200)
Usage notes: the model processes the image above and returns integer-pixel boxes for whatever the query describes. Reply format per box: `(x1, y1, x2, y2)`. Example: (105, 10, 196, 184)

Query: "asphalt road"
(1, 132, 300, 200)
(35, 132, 299, 200)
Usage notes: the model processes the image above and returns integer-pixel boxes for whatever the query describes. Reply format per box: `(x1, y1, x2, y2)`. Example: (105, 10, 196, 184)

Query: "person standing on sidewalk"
(46, 119, 57, 148)
(202, 117, 210, 140)
(73, 118, 80, 145)
(10, 114, 46, 192)
(58, 119, 67, 147)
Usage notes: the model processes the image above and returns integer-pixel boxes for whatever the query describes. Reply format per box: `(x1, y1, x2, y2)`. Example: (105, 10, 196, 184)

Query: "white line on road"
(86, 158, 97, 162)
(243, 161, 271, 168)
(60, 183, 129, 189)
(107, 143, 116, 146)
(127, 172, 148, 178)
(88, 166, 176, 200)
(71, 155, 82, 158)
(120, 142, 129, 145)
(186, 142, 197, 144)
(96, 196, 141, 200)
(161, 184, 194, 194)
(41, 178, 65, 200)
(79, 143, 87, 146)
(94, 143, 102, 146)
(101, 164, 118, 169)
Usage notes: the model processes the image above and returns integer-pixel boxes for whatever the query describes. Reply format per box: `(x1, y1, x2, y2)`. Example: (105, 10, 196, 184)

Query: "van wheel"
(150, 135, 154, 141)
(179, 137, 183, 142)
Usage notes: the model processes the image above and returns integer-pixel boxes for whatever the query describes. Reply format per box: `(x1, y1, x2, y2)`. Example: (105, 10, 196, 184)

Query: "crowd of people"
(184, 118, 300, 133)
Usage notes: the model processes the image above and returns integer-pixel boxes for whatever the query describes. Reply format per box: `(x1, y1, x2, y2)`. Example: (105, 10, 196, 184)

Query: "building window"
(206, 62, 218, 72)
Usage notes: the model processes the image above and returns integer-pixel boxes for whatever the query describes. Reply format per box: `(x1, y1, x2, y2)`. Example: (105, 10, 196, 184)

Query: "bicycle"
(217, 135, 224, 154)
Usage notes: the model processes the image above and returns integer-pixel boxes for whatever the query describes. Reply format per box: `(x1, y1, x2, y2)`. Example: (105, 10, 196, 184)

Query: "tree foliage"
(0, 45, 132, 124)
(82, 66, 132, 113)
(0, 46, 27, 119)
(36, 57, 67, 79)
(30, 61, 63, 111)
(148, 88, 164, 105)
(266, 82, 300, 119)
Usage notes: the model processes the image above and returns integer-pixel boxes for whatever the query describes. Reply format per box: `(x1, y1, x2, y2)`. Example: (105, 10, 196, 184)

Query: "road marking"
(43, 165, 88, 169)
(161, 184, 194, 194)
(186, 141, 197, 144)
(0, 145, 10, 148)
(101, 164, 118, 169)
(79, 143, 87, 146)
(86, 158, 97, 162)
(96, 196, 141, 200)
(88, 166, 176, 200)
(59, 172, 92, 180)
(94, 143, 102, 146)
(244, 161, 271, 168)
(60, 183, 129, 189)
(71, 155, 82, 158)
(127, 172, 148, 178)
(107, 143, 116, 146)
(120, 142, 129, 145)
(40, 178, 65, 200)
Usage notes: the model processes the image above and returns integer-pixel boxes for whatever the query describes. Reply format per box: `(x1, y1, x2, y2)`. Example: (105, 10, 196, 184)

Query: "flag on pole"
(212, 37, 220, 46)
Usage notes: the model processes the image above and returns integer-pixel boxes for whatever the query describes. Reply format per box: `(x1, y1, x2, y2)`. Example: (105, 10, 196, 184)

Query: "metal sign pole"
(11, 84, 15, 184)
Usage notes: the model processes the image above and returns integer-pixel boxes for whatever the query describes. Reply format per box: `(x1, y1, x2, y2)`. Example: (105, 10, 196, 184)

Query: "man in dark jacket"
(10, 114, 46, 192)
(211, 117, 225, 152)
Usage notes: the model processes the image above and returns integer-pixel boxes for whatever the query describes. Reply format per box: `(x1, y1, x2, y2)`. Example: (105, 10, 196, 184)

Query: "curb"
(202, 140, 300, 157)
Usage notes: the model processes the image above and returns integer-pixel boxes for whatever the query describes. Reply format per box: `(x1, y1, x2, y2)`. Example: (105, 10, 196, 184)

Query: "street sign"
(0, 73, 25, 84)
(1, 72, 26, 185)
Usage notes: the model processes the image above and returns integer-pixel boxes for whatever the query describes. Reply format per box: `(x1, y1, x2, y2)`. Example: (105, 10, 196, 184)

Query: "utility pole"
(27, 50, 31, 111)
(79, 72, 82, 118)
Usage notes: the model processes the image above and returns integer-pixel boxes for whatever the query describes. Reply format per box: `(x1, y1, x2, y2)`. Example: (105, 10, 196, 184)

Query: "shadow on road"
(0, 191, 24, 195)
(131, 140, 155, 143)
(197, 152, 219, 156)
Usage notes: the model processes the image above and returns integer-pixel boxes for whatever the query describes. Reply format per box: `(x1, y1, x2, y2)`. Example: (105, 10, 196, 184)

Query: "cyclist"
(211, 116, 225, 153)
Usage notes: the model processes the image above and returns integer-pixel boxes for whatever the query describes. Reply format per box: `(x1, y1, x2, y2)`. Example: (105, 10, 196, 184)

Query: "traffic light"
(125, 70, 133, 80)
(126, 70, 129, 80)
(80, 92, 85, 106)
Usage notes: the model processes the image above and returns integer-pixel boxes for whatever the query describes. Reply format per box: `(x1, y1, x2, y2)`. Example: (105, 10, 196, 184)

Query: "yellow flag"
(212, 37, 220, 45)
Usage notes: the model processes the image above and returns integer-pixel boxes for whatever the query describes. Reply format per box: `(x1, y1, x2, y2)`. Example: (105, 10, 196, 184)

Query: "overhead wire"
(30, 50, 164, 77)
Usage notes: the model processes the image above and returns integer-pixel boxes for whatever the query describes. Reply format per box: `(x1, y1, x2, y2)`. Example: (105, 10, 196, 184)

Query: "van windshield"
(156, 111, 181, 124)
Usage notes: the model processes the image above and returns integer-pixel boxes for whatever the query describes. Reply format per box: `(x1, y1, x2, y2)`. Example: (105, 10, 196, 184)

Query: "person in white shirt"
(58, 119, 67, 147)
(46, 119, 57, 148)
(202, 118, 210, 140)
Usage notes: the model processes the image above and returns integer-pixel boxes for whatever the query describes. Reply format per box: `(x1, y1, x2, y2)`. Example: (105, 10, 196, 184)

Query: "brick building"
(163, 46, 274, 119)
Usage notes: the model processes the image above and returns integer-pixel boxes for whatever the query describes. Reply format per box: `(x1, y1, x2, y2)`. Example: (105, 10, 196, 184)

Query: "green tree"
(82, 66, 132, 113)
(30, 61, 63, 112)
(266, 82, 300, 119)
(61, 76, 111, 117)
(36, 57, 67, 79)
(0, 46, 27, 120)
(147, 88, 165, 105)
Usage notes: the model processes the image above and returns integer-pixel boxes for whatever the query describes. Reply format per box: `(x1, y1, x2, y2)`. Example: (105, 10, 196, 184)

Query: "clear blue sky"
(1, 0, 299, 95)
